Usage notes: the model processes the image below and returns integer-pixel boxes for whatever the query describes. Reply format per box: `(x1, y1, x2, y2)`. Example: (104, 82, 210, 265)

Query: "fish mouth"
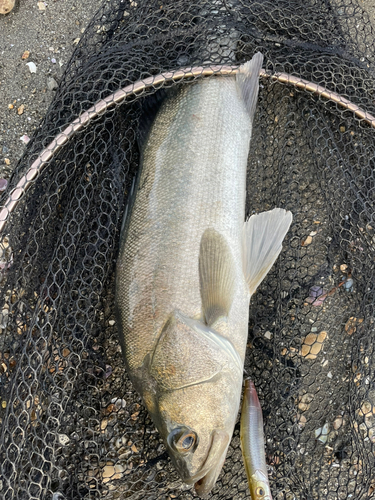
(183, 430, 229, 497)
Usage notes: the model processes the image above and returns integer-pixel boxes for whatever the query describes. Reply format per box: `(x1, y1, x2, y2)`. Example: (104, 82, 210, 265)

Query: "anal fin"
(243, 208, 293, 295)
(199, 228, 236, 326)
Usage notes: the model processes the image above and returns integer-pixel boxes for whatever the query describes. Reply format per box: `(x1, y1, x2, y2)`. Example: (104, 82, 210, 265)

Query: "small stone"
(264, 331, 272, 340)
(340, 264, 348, 271)
(26, 62, 37, 73)
(17, 104, 25, 115)
(315, 422, 329, 443)
(47, 77, 58, 91)
(51, 58, 57, 64)
(309, 231, 317, 236)
(345, 317, 363, 335)
(303, 333, 317, 346)
(340, 125, 345, 133)
(0, 0, 15, 14)
(0, 179, 8, 191)
(302, 235, 313, 246)
(37, 1, 46, 10)
(4, 158, 10, 165)
(58, 434, 70, 446)
(108, 319, 115, 326)
(1, 400, 6, 408)
(333, 416, 343, 430)
(62, 348, 70, 357)
(73, 38, 80, 45)
(100, 419, 108, 431)
(131, 443, 138, 453)
(327, 371, 332, 378)
(21, 50, 30, 59)
(112, 398, 126, 409)
(20, 134, 30, 144)
(360, 401, 372, 416)
(8, 104, 14, 110)
(344, 278, 354, 291)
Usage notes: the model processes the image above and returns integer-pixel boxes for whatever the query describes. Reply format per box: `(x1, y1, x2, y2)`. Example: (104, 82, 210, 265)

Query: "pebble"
(333, 416, 343, 430)
(108, 319, 115, 326)
(111, 398, 126, 409)
(302, 235, 313, 246)
(0, 0, 15, 14)
(102, 464, 124, 483)
(8, 104, 14, 110)
(358, 401, 373, 416)
(264, 331, 272, 340)
(58, 434, 70, 446)
(344, 278, 353, 291)
(340, 264, 348, 271)
(47, 77, 58, 91)
(298, 393, 314, 412)
(26, 62, 37, 73)
(21, 50, 30, 60)
(301, 331, 327, 359)
(17, 104, 25, 115)
(4, 158, 10, 165)
(345, 317, 363, 335)
(0, 179, 8, 191)
(37, 1, 46, 10)
(20, 134, 30, 144)
(51, 58, 57, 64)
(315, 422, 329, 443)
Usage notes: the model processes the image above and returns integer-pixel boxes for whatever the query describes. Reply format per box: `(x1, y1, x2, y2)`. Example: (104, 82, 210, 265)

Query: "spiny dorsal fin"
(243, 208, 293, 296)
(236, 52, 264, 120)
(199, 228, 236, 326)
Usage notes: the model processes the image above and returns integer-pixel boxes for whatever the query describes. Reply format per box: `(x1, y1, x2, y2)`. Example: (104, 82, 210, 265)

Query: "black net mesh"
(1, 0, 375, 499)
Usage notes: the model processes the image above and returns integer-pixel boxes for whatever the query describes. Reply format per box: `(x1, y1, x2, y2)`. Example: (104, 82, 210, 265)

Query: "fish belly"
(115, 76, 252, 387)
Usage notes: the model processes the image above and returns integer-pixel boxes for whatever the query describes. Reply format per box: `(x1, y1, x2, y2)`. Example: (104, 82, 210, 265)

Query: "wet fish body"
(115, 53, 292, 495)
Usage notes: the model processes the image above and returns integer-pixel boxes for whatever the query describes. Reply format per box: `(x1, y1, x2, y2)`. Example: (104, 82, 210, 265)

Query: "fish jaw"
(193, 430, 229, 496)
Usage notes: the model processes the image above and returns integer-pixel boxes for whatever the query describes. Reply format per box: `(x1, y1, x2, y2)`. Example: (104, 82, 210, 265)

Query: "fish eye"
(168, 428, 198, 453)
(256, 486, 265, 497)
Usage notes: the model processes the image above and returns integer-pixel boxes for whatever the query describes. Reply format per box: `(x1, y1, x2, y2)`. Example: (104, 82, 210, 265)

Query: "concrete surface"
(0, 0, 374, 181)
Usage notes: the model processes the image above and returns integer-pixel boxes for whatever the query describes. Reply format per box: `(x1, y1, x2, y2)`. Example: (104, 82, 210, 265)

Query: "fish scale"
(117, 77, 252, 373)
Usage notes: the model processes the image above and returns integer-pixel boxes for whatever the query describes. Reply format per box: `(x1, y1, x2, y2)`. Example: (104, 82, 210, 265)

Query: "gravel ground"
(0, 0, 101, 180)
(1, 0, 375, 183)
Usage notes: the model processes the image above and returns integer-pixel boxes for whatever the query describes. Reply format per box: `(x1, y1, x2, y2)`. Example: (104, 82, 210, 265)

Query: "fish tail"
(242, 208, 292, 296)
(236, 52, 264, 120)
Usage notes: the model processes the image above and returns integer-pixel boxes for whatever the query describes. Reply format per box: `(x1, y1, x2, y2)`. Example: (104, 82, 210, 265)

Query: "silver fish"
(240, 379, 273, 500)
(115, 52, 292, 496)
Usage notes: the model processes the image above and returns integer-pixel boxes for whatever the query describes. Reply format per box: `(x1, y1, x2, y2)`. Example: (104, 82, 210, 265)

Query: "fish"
(240, 379, 273, 500)
(115, 51, 292, 496)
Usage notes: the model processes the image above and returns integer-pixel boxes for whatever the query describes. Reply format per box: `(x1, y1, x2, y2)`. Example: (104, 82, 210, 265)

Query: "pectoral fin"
(199, 228, 236, 326)
(243, 208, 292, 295)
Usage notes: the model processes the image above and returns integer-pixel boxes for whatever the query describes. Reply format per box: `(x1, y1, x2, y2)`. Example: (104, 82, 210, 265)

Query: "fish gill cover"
(0, 0, 375, 499)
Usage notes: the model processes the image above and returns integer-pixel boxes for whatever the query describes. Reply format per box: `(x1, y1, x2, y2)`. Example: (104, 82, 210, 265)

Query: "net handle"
(1, 64, 374, 234)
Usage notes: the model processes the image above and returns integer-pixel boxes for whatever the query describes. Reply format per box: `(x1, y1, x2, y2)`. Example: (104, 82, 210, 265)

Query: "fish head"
(249, 470, 273, 500)
(146, 310, 243, 496)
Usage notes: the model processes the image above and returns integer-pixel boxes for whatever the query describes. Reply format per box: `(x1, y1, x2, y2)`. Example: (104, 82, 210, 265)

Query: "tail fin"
(236, 52, 264, 120)
(242, 208, 292, 295)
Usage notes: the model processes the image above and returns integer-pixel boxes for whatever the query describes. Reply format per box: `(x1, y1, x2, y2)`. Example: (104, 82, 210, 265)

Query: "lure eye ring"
(256, 486, 265, 497)
(168, 427, 198, 454)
